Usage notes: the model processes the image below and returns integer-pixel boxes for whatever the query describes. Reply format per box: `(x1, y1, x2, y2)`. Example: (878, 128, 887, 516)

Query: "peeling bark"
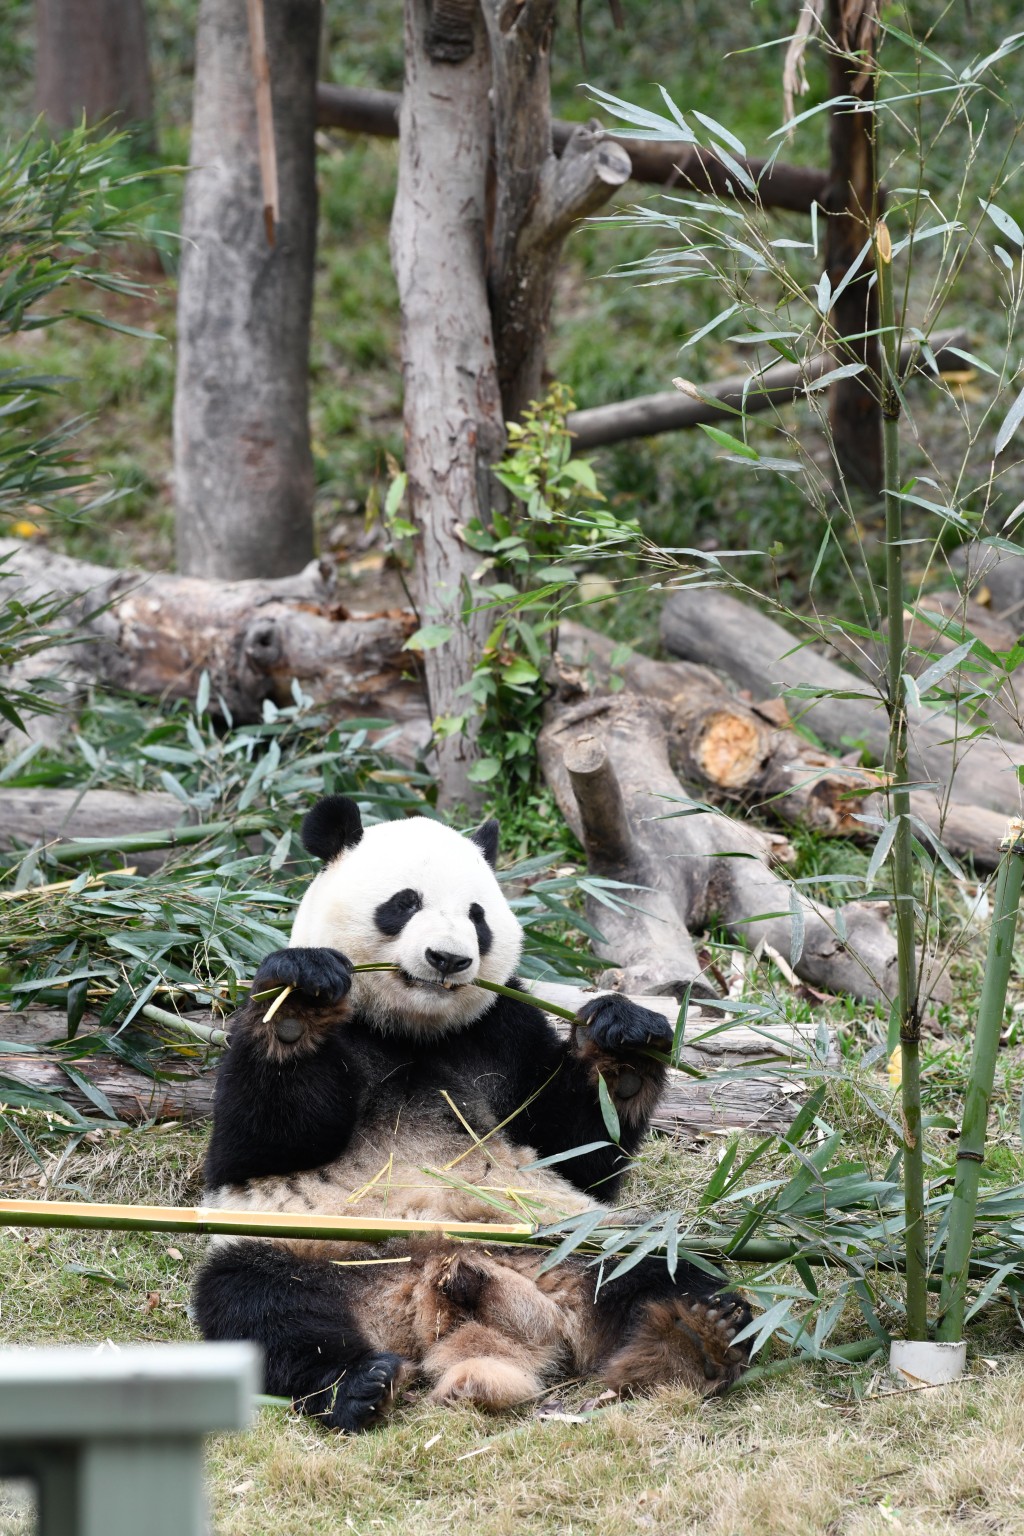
(173, 0, 320, 579)
(390, 0, 505, 808)
(0, 540, 428, 760)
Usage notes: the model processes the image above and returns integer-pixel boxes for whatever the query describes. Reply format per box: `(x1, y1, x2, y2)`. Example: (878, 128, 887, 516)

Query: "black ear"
(301, 796, 364, 864)
(468, 818, 499, 869)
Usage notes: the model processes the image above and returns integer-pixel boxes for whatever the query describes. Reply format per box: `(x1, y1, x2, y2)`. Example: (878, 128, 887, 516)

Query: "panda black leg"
(192, 1243, 412, 1433)
(297, 1351, 410, 1431)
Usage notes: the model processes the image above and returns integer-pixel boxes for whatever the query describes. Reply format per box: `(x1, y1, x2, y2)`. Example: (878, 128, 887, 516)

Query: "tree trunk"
(389, 0, 506, 809)
(824, 0, 883, 496)
(0, 540, 428, 760)
(34, 0, 156, 149)
(482, 0, 630, 421)
(173, 0, 320, 580)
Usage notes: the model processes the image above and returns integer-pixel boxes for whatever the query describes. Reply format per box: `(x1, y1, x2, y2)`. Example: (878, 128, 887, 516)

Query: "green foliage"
(428, 384, 637, 788)
(530, 15, 1024, 1351)
(0, 124, 158, 524)
(0, 682, 626, 1143)
(0, 124, 161, 732)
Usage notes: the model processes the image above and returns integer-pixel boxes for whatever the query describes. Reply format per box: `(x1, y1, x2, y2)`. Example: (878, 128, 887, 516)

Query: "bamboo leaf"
(914, 638, 977, 695)
(698, 424, 759, 460)
(980, 200, 1024, 249)
(995, 382, 1024, 456)
(597, 1073, 621, 1144)
(866, 815, 900, 882)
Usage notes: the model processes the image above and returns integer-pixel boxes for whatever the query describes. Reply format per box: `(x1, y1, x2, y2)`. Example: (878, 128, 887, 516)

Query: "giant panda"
(193, 795, 750, 1429)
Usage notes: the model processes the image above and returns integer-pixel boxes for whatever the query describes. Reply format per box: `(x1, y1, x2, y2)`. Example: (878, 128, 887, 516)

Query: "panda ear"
(468, 818, 499, 869)
(301, 796, 364, 863)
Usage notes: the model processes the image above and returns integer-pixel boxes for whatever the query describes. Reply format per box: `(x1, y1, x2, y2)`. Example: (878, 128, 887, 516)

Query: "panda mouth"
(398, 969, 467, 993)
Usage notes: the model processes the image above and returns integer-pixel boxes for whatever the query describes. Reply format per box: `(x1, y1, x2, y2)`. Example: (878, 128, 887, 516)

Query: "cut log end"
(695, 711, 764, 789)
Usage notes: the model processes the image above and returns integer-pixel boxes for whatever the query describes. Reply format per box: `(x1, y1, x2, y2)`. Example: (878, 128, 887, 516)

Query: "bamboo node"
(1001, 817, 1024, 853)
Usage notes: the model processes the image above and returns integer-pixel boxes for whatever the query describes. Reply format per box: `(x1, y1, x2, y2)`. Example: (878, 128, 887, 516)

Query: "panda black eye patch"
(468, 902, 493, 956)
(374, 888, 422, 937)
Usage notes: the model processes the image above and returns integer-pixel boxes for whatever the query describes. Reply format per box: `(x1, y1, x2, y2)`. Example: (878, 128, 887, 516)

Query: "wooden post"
(824, 0, 883, 497)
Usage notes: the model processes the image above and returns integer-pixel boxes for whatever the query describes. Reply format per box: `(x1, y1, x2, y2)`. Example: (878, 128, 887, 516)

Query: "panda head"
(288, 795, 524, 1035)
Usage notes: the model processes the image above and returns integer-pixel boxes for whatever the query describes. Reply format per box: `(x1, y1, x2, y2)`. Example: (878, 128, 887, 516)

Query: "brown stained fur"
(569, 1032, 664, 1128)
(601, 1297, 749, 1398)
(238, 995, 351, 1065)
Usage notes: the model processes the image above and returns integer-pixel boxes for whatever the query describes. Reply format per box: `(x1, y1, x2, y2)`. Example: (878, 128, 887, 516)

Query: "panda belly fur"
(192, 797, 752, 1429)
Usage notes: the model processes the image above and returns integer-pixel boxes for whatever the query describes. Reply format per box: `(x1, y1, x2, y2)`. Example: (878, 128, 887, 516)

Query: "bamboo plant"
(874, 218, 927, 1342)
(937, 823, 1024, 1341)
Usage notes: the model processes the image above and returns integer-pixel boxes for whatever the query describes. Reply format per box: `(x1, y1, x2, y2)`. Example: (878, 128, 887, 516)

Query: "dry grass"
(3, 1124, 1024, 1535)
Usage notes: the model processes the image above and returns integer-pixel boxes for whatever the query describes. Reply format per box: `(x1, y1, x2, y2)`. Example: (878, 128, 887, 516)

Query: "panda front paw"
(575, 994, 674, 1056)
(253, 946, 353, 1009)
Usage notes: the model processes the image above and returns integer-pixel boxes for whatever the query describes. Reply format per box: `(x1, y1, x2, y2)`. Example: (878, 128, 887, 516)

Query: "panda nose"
(425, 948, 473, 979)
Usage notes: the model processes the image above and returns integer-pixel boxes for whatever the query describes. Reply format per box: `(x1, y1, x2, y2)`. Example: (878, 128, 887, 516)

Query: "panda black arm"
(475, 992, 672, 1200)
(205, 949, 365, 1187)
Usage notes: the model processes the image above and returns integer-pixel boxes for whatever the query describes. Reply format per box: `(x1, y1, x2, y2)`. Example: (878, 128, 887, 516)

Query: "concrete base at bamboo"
(889, 1340, 966, 1386)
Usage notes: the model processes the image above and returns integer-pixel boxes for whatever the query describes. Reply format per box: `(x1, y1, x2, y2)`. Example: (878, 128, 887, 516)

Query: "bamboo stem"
(875, 219, 927, 1342)
(0, 1198, 534, 1244)
(139, 1004, 229, 1049)
(726, 1336, 882, 1392)
(0, 1195, 988, 1281)
(43, 815, 269, 865)
(936, 822, 1024, 1341)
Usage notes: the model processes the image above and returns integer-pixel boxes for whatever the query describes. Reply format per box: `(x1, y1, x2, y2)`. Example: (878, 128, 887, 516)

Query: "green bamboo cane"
(40, 815, 271, 865)
(937, 821, 1024, 1341)
(875, 220, 927, 1341)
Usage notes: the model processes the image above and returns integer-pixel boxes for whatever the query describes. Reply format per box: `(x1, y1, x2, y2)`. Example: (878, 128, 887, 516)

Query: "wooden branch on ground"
(558, 622, 876, 840)
(0, 540, 429, 761)
(561, 622, 1010, 873)
(661, 586, 1024, 841)
(538, 694, 928, 1006)
(313, 83, 829, 212)
(565, 330, 966, 452)
(0, 997, 826, 1135)
(0, 789, 191, 871)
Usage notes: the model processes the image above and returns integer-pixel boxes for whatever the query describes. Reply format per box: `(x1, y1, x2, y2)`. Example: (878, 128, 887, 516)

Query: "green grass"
(3, 1119, 1024, 1536)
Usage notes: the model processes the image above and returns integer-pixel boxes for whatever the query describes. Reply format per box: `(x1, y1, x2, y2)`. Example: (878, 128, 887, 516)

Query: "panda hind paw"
(301, 1351, 411, 1433)
(602, 1293, 751, 1398)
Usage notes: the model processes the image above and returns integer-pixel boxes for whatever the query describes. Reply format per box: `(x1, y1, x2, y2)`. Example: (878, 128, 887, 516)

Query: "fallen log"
(558, 622, 875, 839)
(565, 331, 966, 452)
(559, 622, 1009, 872)
(661, 586, 1024, 830)
(313, 82, 829, 212)
(0, 993, 825, 1135)
(538, 694, 930, 1008)
(0, 540, 429, 761)
(0, 789, 190, 871)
